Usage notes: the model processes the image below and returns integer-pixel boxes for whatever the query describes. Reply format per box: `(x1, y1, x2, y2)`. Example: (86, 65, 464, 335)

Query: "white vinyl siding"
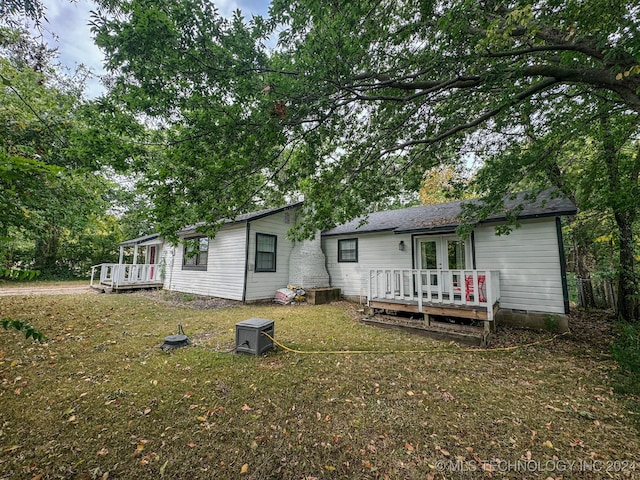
(322, 232, 413, 298)
(323, 218, 566, 315)
(244, 210, 296, 301)
(165, 224, 247, 300)
(474, 219, 565, 314)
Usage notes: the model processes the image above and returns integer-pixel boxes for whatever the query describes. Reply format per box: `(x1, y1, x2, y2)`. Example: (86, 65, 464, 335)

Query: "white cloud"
(41, 0, 105, 97)
(39, 0, 271, 98)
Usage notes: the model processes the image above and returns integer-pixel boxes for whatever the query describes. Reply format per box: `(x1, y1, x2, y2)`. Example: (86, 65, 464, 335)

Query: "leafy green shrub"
(0, 268, 40, 282)
(1, 318, 45, 342)
(611, 322, 640, 394)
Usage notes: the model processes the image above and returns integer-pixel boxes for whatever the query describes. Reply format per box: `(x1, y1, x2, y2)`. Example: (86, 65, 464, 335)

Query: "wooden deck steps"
(362, 314, 488, 347)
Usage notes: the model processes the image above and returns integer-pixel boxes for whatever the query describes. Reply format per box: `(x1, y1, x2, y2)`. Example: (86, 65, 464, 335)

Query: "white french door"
(416, 236, 468, 270)
(415, 236, 470, 297)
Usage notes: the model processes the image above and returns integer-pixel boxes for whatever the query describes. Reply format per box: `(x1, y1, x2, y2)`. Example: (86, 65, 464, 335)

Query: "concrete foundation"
(495, 309, 569, 332)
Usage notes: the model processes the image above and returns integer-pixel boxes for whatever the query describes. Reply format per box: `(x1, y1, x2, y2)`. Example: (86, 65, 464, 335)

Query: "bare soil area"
(0, 284, 97, 297)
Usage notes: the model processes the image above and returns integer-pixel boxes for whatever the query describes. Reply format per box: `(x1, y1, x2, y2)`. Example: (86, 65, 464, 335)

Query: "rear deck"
(368, 268, 500, 332)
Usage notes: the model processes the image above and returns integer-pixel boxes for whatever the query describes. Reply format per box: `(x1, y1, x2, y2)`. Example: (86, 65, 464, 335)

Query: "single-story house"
(91, 190, 576, 331)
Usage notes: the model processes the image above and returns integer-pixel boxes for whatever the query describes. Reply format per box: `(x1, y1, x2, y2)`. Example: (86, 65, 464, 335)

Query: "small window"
(182, 236, 208, 271)
(255, 233, 277, 272)
(338, 238, 358, 263)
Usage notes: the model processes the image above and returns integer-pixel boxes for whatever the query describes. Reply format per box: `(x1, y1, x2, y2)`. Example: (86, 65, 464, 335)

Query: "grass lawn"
(0, 293, 638, 479)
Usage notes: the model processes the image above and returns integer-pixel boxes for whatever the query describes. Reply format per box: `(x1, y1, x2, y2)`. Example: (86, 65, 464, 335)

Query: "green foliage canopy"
(92, 0, 640, 239)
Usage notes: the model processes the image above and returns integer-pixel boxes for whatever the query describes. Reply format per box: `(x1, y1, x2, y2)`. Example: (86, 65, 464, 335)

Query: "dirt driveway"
(0, 284, 97, 297)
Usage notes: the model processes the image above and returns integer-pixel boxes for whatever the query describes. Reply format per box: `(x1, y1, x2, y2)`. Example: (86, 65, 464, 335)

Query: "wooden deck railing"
(368, 269, 500, 320)
(90, 263, 163, 288)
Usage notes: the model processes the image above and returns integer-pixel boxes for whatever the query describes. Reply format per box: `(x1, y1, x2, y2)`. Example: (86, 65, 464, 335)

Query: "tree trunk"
(615, 212, 638, 321)
(600, 115, 638, 322)
(570, 217, 596, 308)
(34, 228, 61, 275)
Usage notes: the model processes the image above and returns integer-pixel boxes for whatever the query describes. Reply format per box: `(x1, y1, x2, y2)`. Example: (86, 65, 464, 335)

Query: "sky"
(40, 0, 272, 98)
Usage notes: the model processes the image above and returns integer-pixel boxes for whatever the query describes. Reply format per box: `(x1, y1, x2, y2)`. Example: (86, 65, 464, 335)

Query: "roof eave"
(119, 234, 160, 247)
(321, 227, 397, 237)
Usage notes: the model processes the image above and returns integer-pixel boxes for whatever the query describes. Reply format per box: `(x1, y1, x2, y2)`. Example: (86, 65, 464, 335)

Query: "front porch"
(90, 263, 164, 292)
(368, 269, 500, 332)
(90, 234, 164, 292)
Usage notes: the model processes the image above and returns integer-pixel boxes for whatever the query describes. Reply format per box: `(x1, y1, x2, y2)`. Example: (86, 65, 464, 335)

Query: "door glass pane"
(420, 241, 437, 269)
(447, 240, 465, 270)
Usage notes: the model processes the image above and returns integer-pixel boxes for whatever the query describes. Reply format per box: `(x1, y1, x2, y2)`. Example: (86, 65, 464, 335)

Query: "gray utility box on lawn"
(235, 318, 274, 355)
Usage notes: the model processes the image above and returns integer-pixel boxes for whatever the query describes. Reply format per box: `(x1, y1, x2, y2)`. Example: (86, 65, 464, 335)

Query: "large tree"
(0, 25, 137, 276)
(92, 0, 640, 318)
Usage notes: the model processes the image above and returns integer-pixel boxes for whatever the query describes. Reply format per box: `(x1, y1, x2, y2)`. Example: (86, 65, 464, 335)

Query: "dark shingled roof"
(179, 201, 303, 235)
(119, 233, 161, 246)
(322, 190, 576, 237)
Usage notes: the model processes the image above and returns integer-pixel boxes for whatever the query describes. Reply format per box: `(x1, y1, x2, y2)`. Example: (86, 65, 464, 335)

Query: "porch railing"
(90, 263, 163, 288)
(368, 269, 500, 320)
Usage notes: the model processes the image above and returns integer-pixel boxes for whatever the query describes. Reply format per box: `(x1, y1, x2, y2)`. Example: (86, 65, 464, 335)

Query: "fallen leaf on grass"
(435, 445, 450, 456)
(97, 448, 109, 456)
(187, 442, 196, 448)
(481, 463, 495, 473)
(542, 440, 553, 448)
(30, 475, 43, 480)
(439, 391, 455, 401)
(159, 460, 168, 477)
(133, 442, 146, 456)
(240, 463, 249, 474)
(241, 404, 253, 411)
(546, 404, 563, 412)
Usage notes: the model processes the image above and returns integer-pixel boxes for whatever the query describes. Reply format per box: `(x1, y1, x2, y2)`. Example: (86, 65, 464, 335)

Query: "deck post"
(486, 271, 494, 321)
(416, 269, 423, 312)
(118, 246, 124, 265)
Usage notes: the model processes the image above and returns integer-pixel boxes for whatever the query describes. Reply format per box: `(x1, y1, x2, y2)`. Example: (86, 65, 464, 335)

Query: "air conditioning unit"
(235, 318, 274, 355)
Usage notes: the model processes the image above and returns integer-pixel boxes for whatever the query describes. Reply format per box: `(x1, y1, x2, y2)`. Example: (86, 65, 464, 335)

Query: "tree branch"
(383, 77, 558, 152)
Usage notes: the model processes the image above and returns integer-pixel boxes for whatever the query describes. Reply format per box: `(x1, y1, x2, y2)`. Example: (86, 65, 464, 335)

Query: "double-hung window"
(255, 233, 277, 272)
(338, 238, 358, 263)
(182, 236, 208, 271)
